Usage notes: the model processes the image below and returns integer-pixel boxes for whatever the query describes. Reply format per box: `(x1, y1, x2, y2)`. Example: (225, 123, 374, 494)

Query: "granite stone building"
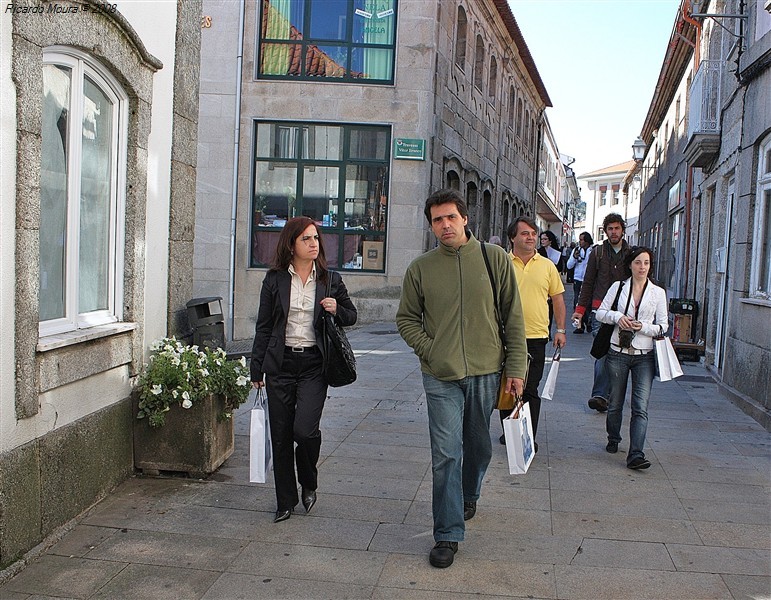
(194, 0, 563, 339)
(0, 0, 202, 568)
(635, 0, 771, 425)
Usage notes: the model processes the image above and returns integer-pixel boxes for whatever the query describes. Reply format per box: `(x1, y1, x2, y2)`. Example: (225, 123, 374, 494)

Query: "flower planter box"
(133, 393, 234, 478)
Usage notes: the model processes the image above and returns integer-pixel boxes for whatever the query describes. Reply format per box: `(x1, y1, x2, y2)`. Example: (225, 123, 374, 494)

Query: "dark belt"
(285, 345, 319, 353)
(611, 344, 648, 356)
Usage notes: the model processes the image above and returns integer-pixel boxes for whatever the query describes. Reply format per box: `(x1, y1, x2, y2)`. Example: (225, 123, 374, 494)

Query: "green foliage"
(136, 337, 251, 428)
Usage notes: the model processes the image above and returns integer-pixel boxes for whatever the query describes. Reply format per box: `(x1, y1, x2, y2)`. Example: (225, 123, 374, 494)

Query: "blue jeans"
(605, 349, 655, 463)
(422, 371, 499, 543)
(590, 311, 608, 400)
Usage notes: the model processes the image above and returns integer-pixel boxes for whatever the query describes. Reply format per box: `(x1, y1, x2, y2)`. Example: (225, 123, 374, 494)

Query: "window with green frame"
(251, 121, 390, 271)
(258, 0, 397, 83)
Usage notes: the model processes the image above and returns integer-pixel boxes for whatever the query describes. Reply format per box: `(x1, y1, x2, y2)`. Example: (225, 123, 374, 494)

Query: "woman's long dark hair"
(539, 229, 561, 251)
(271, 216, 329, 281)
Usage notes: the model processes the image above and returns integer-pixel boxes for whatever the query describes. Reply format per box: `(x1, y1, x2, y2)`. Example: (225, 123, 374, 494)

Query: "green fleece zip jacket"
(396, 233, 528, 382)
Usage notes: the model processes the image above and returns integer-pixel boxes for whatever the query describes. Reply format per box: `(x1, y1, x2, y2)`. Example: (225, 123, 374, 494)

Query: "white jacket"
(566, 246, 592, 282)
(596, 278, 668, 351)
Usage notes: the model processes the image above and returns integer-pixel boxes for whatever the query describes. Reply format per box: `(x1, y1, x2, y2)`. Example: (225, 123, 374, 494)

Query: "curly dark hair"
(603, 212, 626, 232)
(271, 217, 329, 281)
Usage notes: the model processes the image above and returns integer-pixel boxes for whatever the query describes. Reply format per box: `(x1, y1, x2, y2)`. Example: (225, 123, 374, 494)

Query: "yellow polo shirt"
(510, 251, 565, 339)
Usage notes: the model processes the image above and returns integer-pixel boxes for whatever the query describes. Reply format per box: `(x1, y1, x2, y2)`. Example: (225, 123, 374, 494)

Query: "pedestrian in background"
(499, 217, 566, 452)
(564, 242, 576, 282)
(596, 246, 668, 469)
(397, 189, 527, 569)
(250, 216, 357, 523)
(566, 232, 593, 333)
(538, 230, 563, 336)
(572, 214, 632, 412)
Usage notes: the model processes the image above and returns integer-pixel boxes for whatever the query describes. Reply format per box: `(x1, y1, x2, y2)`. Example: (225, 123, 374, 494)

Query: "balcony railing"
(684, 59, 722, 167)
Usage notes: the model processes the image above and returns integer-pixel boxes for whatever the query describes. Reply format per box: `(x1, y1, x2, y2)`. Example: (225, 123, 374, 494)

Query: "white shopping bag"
(540, 347, 561, 401)
(502, 401, 535, 475)
(249, 388, 273, 483)
(654, 336, 684, 382)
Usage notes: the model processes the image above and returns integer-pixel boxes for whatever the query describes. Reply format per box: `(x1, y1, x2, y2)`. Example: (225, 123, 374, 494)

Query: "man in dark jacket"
(571, 213, 632, 412)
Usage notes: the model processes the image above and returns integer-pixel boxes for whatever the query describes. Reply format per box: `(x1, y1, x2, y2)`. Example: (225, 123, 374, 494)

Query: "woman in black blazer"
(250, 217, 357, 522)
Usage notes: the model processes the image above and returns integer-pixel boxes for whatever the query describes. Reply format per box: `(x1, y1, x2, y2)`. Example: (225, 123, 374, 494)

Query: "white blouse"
(595, 278, 669, 351)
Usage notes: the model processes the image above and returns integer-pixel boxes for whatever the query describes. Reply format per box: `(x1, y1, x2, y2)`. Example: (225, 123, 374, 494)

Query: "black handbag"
(323, 278, 356, 387)
(590, 281, 625, 359)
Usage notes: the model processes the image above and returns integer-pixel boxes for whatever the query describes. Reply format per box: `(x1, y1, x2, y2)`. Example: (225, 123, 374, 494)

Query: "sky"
(508, 0, 681, 176)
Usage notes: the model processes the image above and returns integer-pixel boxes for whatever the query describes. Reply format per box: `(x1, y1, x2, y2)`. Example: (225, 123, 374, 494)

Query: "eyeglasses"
(299, 234, 320, 244)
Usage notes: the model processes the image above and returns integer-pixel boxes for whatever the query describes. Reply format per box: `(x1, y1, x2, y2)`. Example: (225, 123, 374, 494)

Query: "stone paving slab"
(200, 572, 374, 599)
(551, 511, 703, 544)
(667, 543, 771, 576)
(1, 555, 126, 599)
(88, 564, 219, 600)
(82, 529, 248, 571)
(719, 574, 771, 600)
(553, 565, 733, 599)
(377, 553, 557, 598)
(227, 541, 388, 585)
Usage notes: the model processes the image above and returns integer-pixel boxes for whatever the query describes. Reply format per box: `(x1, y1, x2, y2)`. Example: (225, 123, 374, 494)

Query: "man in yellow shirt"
(499, 216, 567, 450)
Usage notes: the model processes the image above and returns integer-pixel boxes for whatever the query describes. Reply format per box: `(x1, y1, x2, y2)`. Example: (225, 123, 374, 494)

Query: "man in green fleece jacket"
(397, 189, 528, 569)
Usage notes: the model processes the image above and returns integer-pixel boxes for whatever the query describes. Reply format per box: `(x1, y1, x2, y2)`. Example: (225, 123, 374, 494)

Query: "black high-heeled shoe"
(274, 508, 293, 523)
(301, 488, 317, 513)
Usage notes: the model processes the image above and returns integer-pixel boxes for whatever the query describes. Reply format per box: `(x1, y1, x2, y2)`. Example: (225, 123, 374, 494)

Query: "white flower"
(151, 384, 163, 395)
(150, 340, 162, 351)
(172, 389, 179, 398)
(171, 356, 181, 366)
(239, 356, 247, 368)
(182, 390, 190, 401)
(236, 375, 249, 386)
(199, 368, 209, 377)
(182, 399, 193, 409)
(191, 345, 199, 352)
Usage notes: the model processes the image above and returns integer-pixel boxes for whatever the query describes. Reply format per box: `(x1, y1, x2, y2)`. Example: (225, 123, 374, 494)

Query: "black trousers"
(265, 347, 327, 511)
(500, 338, 548, 438)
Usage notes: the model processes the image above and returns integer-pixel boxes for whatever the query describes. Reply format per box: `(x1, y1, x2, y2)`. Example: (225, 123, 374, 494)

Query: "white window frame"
(749, 134, 771, 300)
(39, 47, 128, 337)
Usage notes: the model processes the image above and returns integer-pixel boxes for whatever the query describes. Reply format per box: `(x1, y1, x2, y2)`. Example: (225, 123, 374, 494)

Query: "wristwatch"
(556, 328, 566, 334)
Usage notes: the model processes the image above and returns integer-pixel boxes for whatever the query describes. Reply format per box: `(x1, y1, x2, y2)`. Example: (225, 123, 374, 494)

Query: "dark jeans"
(500, 338, 548, 438)
(605, 349, 656, 464)
(265, 347, 327, 511)
(590, 311, 608, 400)
(572, 280, 586, 330)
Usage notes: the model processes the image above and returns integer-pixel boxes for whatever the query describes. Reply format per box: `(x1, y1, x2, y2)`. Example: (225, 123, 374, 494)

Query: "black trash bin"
(186, 297, 225, 350)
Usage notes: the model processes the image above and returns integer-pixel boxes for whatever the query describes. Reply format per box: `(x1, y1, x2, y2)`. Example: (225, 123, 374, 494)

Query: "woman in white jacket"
(596, 247, 668, 470)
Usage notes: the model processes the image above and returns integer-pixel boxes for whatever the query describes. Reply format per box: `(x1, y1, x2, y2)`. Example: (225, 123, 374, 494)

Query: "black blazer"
(250, 269, 357, 382)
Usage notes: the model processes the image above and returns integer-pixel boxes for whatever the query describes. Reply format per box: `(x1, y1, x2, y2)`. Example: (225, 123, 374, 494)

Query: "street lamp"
(631, 136, 646, 161)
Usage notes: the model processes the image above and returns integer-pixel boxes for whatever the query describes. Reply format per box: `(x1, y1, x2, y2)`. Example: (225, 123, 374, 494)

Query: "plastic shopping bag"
(540, 347, 561, 401)
(249, 388, 273, 483)
(654, 336, 683, 382)
(502, 401, 535, 475)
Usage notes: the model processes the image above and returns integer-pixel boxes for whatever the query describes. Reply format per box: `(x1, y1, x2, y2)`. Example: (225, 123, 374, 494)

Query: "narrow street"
(1, 286, 769, 599)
